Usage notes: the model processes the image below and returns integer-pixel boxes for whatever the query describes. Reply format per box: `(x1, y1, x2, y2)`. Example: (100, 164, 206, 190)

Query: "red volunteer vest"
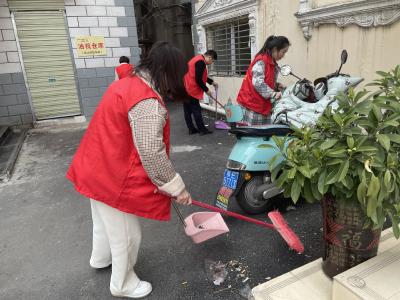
(66, 76, 172, 221)
(237, 54, 276, 115)
(184, 54, 208, 100)
(116, 63, 134, 79)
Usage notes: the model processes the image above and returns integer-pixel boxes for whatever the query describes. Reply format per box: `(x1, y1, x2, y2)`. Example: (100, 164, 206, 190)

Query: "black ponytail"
(257, 35, 290, 57)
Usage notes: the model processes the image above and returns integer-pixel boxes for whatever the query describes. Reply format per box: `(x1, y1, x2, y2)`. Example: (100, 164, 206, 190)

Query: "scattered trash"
(205, 258, 253, 296)
(213, 285, 232, 294)
(265, 277, 271, 280)
(181, 281, 187, 285)
(286, 205, 296, 211)
(239, 283, 253, 299)
(218, 142, 222, 145)
(205, 259, 228, 286)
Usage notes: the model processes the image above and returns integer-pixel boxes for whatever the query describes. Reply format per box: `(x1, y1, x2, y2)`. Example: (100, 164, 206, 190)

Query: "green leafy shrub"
(271, 66, 400, 237)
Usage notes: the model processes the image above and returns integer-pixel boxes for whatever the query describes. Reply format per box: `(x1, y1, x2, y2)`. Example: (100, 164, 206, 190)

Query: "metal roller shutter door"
(8, 0, 65, 11)
(14, 11, 81, 120)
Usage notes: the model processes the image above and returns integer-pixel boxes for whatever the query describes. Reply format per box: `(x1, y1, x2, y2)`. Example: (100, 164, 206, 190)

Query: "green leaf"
(326, 169, 339, 184)
(377, 134, 390, 151)
(384, 170, 391, 189)
(342, 176, 354, 190)
(346, 137, 354, 148)
(320, 139, 338, 150)
(326, 148, 347, 158)
(389, 212, 400, 239)
(372, 105, 383, 121)
(318, 170, 327, 194)
(338, 160, 350, 182)
(333, 114, 343, 126)
(298, 166, 311, 178)
(291, 179, 301, 203)
(355, 146, 378, 153)
(354, 90, 369, 103)
(311, 180, 322, 200)
(287, 168, 297, 179)
(303, 180, 315, 203)
(376, 70, 389, 77)
(325, 158, 344, 166)
(272, 136, 284, 151)
(387, 134, 400, 144)
(367, 175, 380, 221)
(357, 181, 367, 204)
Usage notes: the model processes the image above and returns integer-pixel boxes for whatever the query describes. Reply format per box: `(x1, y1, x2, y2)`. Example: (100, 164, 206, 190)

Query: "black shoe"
(188, 128, 199, 135)
(199, 129, 213, 135)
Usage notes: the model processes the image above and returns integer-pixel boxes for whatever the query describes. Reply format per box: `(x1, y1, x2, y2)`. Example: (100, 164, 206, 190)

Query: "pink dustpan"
(184, 212, 230, 244)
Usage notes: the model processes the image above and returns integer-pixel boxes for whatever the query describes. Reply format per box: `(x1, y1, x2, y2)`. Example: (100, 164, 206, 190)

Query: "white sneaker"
(111, 281, 152, 299)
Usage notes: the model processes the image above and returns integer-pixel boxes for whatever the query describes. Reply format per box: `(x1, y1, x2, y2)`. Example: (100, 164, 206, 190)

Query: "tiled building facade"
(0, 0, 140, 126)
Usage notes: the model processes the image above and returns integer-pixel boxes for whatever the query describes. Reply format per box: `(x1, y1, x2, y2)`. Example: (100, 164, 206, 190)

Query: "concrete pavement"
(0, 102, 323, 300)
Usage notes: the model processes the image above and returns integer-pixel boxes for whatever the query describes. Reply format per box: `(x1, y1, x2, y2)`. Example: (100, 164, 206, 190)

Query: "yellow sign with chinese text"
(76, 36, 106, 57)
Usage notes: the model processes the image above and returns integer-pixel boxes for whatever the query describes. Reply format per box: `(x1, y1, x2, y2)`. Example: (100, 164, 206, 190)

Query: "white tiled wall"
(66, 0, 133, 69)
(0, 0, 22, 74)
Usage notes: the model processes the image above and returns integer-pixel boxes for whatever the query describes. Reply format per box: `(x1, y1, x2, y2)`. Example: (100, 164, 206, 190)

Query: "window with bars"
(206, 17, 251, 77)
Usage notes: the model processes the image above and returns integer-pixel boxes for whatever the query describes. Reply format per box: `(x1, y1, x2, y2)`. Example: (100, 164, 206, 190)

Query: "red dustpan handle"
(191, 200, 274, 229)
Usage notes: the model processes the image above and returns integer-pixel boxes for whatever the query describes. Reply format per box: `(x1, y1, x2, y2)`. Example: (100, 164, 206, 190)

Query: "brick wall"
(0, 0, 140, 126)
(66, 0, 140, 118)
(0, 0, 32, 126)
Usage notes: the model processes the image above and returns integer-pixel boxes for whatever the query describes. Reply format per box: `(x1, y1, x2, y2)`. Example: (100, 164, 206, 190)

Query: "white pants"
(90, 199, 142, 294)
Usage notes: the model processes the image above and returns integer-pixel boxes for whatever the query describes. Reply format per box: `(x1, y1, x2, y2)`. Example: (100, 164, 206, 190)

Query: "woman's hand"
(212, 82, 218, 89)
(272, 91, 282, 101)
(175, 189, 192, 205)
(276, 82, 286, 91)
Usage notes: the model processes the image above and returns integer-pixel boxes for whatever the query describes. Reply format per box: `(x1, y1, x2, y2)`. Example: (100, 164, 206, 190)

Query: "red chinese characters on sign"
(76, 36, 106, 57)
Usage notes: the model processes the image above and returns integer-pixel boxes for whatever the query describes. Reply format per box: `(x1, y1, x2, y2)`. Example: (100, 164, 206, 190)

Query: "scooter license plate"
(223, 169, 239, 189)
(215, 170, 239, 210)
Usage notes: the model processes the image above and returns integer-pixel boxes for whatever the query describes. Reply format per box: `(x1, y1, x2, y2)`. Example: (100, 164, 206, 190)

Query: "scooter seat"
(229, 125, 293, 138)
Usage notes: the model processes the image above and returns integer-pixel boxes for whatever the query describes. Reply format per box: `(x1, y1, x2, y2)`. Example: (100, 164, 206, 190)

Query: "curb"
(0, 129, 29, 182)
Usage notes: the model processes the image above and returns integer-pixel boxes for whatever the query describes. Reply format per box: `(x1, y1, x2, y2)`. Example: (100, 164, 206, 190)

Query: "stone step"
(0, 126, 11, 146)
(251, 228, 397, 300)
(332, 230, 400, 299)
(0, 128, 29, 182)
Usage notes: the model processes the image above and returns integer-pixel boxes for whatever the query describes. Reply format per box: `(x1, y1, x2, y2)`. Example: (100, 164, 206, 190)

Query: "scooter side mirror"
(341, 50, 348, 64)
(280, 65, 292, 76)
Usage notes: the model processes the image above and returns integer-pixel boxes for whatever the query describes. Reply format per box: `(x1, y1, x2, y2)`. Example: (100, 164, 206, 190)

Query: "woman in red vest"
(115, 55, 134, 80)
(67, 42, 191, 298)
(237, 35, 290, 125)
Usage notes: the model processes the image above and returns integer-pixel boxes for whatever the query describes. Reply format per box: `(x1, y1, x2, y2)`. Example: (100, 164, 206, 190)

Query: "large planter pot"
(321, 196, 382, 278)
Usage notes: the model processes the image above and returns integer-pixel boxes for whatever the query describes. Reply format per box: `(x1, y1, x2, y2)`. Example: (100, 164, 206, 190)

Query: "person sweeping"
(183, 50, 218, 135)
(67, 42, 191, 299)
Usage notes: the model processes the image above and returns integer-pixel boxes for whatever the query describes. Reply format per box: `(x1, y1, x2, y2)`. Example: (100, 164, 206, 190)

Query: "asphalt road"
(0, 102, 323, 300)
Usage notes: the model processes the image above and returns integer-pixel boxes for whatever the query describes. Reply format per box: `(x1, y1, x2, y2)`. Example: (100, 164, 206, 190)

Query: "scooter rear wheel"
(236, 175, 275, 214)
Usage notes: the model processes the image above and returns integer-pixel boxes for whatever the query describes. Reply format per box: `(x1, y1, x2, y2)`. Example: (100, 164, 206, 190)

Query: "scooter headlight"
(226, 160, 246, 170)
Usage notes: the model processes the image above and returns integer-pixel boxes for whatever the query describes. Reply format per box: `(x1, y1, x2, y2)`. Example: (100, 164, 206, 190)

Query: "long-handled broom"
(191, 200, 304, 253)
(209, 89, 230, 130)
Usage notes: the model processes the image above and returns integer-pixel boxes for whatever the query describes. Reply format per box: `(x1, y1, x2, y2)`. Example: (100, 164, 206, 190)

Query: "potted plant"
(271, 66, 400, 278)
